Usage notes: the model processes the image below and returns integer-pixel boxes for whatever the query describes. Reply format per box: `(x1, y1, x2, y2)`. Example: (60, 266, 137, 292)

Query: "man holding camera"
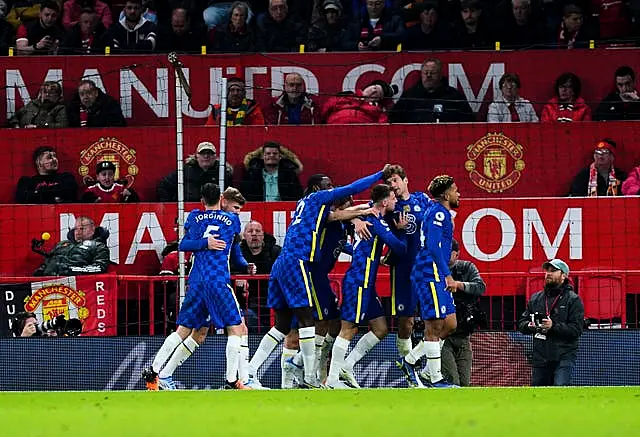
(438, 239, 486, 387)
(518, 259, 585, 386)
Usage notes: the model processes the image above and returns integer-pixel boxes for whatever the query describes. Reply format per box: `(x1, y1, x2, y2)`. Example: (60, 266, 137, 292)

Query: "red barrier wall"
(3, 122, 640, 203)
(1, 50, 638, 125)
(2, 198, 637, 298)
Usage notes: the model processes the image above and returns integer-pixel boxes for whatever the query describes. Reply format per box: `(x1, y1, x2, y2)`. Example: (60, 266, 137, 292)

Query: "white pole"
(218, 77, 228, 191)
(175, 69, 186, 306)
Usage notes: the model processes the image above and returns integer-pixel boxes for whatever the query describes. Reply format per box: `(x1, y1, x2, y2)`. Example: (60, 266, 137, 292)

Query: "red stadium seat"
(577, 269, 626, 328)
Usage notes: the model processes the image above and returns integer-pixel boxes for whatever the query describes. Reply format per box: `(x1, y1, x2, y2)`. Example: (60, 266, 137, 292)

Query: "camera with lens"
(11, 313, 83, 337)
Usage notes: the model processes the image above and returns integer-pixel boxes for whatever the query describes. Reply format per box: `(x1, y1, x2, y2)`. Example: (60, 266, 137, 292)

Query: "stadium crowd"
(1, 0, 640, 57)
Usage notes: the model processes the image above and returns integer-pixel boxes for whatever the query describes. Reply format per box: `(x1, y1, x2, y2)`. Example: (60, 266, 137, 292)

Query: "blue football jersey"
(386, 192, 432, 266)
(280, 170, 383, 262)
(344, 215, 406, 289)
(179, 208, 241, 282)
(412, 202, 454, 280)
(314, 221, 352, 274)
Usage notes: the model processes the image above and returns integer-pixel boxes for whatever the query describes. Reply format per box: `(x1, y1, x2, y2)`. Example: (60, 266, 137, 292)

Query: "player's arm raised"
(328, 205, 374, 222)
(317, 167, 387, 205)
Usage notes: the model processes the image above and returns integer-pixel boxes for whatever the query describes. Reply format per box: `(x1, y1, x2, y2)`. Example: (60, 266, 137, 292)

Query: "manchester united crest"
(24, 285, 90, 323)
(464, 133, 525, 193)
(78, 137, 138, 187)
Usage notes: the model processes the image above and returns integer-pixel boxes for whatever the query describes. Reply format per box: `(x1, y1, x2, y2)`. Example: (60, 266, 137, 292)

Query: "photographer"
(10, 312, 81, 337)
(440, 239, 486, 387)
(518, 259, 585, 386)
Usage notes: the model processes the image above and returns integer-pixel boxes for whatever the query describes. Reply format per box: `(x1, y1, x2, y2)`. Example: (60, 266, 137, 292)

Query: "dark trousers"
(441, 335, 473, 387)
(532, 358, 576, 386)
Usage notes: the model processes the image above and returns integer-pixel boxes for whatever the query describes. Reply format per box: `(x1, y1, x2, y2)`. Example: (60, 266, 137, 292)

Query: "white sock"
(425, 341, 443, 383)
(238, 335, 249, 382)
(314, 334, 325, 375)
(405, 340, 427, 365)
(152, 332, 183, 373)
(327, 336, 350, 383)
(226, 335, 242, 383)
(344, 331, 379, 371)
(281, 347, 298, 388)
(159, 335, 199, 378)
(299, 326, 316, 383)
(293, 351, 303, 366)
(318, 334, 335, 382)
(396, 337, 412, 357)
(248, 327, 285, 376)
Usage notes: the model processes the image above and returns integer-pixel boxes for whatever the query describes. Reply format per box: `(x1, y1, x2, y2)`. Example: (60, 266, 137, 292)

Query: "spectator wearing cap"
(487, 73, 538, 123)
(67, 79, 126, 128)
(322, 79, 394, 124)
(255, 0, 307, 53)
(517, 259, 584, 387)
(541, 72, 591, 123)
(265, 72, 318, 125)
(390, 57, 474, 123)
(569, 139, 627, 197)
(595, 66, 640, 121)
(16, 146, 78, 204)
(157, 141, 234, 202)
(622, 162, 640, 195)
(307, 0, 353, 52)
(404, 1, 454, 50)
(240, 141, 303, 202)
(214, 1, 256, 53)
(205, 77, 265, 126)
(349, 0, 405, 51)
(8, 80, 67, 128)
(81, 161, 140, 203)
(453, 0, 494, 49)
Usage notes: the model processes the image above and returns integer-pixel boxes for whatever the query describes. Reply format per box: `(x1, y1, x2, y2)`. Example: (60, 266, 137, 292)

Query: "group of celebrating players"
(142, 163, 461, 390)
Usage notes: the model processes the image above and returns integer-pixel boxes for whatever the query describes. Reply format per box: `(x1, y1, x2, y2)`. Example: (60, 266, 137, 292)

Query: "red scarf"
(360, 18, 383, 41)
(588, 163, 620, 197)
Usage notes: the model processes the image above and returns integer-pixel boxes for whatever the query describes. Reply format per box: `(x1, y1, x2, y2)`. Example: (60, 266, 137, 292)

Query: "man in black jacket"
(157, 141, 234, 201)
(240, 141, 303, 202)
(518, 259, 584, 386)
(16, 146, 78, 204)
(67, 80, 126, 127)
(595, 66, 640, 121)
(390, 57, 474, 123)
(437, 239, 486, 387)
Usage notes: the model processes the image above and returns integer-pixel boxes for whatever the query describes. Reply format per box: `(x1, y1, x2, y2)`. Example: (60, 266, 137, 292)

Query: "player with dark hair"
(143, 183, 256, 390)
(381, 164, 432, 358)
(326, 184, 408, 389)
(248, 167, 388, 388)
(397, 175, 461, 388)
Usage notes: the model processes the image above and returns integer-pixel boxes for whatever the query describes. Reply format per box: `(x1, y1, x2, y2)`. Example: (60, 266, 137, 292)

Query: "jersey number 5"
(202, 225, 220, 237)
(291, 200, 306, 226)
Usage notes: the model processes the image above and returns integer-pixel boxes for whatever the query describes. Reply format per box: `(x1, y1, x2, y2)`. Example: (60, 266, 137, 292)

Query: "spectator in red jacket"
(81, 160, 140, 203)
(541, 72, 591, 123)
(63, 0, 112, 31)
(322, 79, 394, 124)
(265, 72, 318, 125)
(622, 163, 640, 195)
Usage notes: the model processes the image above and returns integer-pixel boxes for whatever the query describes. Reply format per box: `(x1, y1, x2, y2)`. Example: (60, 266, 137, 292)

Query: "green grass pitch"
(2, 387, 639, 437)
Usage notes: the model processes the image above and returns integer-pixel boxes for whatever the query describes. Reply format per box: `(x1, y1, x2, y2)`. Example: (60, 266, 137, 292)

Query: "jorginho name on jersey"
(179, 209, 241, 282)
